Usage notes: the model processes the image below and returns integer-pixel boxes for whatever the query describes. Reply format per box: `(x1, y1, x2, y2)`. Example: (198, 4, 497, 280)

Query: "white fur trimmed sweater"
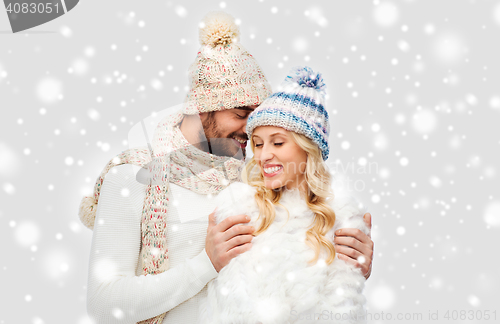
(198, 182, 369, 324)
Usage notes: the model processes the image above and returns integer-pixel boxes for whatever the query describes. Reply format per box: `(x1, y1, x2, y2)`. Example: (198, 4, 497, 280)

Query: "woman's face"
(252, 126, 308, 191)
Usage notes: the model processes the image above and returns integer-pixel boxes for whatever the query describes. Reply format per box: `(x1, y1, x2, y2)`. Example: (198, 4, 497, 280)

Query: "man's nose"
(241, 121, 249, 138)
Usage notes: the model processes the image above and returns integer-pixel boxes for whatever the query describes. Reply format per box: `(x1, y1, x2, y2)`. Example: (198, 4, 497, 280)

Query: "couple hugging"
(80, 11, 374, 324)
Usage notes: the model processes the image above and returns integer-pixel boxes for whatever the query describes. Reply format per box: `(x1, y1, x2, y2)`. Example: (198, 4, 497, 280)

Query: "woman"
(198, 67, 369, 324)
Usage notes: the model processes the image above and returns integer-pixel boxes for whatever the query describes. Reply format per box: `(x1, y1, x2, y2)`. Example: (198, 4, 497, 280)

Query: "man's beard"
(201, 112, 246, 159)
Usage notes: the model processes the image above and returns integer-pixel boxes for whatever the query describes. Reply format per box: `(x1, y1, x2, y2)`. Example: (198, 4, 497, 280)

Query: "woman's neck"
(284, 175, 308, 197)
(281, 180, 309, 200)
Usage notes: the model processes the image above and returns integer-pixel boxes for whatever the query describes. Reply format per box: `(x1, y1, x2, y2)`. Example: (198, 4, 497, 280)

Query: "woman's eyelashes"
(254, 142, 284, 147)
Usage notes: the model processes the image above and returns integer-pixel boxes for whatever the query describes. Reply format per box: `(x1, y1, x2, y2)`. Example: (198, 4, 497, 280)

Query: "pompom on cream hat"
(183, 11, 272, 114)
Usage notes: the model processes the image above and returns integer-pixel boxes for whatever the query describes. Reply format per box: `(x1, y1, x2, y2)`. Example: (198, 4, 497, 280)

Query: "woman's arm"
(312, 195, 370, 323)
(86, 164, 218, 323)
(316, 259, 367, 323)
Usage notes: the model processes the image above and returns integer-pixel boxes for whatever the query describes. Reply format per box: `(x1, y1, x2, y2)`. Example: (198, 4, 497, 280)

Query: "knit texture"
(86, 164, 219, 323)
(142, 112, 244, 323)
(246, 66, 330, 160)
(183, 11, 272, 115)
(80, 111, 244, 323)
(79, 148, 152, 230)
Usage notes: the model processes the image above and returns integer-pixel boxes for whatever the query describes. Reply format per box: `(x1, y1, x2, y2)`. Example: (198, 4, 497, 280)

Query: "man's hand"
(334, 213, 374, 280)
(205, 209, 255, 272)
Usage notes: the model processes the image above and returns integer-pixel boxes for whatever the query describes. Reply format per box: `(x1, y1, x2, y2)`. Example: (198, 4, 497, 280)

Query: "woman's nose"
(260, 144, 274, 161)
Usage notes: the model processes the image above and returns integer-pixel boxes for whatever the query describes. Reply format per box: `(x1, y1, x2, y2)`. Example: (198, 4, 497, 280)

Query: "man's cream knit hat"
(183, 11, 272, 115)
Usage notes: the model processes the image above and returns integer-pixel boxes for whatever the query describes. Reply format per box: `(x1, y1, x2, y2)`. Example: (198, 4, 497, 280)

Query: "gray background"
(1, 0, 499, 323)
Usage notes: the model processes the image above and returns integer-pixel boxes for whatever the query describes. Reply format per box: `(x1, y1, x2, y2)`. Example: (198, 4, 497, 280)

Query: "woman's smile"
(252, 126, 308, 190)
(262, 164, 284, 177)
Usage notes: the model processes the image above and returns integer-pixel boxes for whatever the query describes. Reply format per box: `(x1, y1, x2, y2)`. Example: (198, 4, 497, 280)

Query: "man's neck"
(179, 114, 211, 153)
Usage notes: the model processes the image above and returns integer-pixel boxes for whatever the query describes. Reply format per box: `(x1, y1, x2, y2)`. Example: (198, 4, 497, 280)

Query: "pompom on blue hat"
(246, 66, 330, 160)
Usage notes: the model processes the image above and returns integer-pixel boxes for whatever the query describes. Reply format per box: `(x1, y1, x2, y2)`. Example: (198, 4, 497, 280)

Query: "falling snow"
(36, 77, 63, 104)
(1, 1, 499, 322)
(372, 1, 400, 27)
(14, 221, 41, 247)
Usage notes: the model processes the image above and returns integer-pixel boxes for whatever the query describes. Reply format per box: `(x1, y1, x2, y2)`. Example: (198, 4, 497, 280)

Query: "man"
(83, 11, 373, 324)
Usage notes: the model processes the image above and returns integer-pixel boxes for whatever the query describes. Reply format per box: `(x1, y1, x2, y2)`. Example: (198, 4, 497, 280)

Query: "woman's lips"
(263, 165, 283, 177)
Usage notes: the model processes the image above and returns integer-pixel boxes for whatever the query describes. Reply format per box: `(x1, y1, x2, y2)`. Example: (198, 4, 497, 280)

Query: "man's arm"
(205, 210, 254, 272)
(334, 213, 374, 279)
(86, 164, 218, 323)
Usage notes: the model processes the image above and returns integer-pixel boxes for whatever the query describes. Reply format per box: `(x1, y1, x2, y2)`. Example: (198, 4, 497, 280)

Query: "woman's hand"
(333, 213, 374, 280)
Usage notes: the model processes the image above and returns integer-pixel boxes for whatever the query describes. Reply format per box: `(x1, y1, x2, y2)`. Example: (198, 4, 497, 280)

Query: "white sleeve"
(316, 259, 367, 324)
(314, 195, 369, 323)
(86, 164, 218, 323)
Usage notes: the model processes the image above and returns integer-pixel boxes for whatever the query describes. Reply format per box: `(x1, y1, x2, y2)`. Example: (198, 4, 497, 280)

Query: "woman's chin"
(264, 179, 285, 191)
(264, 180, 292, 190)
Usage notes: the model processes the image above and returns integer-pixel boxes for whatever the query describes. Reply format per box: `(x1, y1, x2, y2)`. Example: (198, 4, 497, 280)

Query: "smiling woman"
(198, 67, 370, 323)
(251, 126, 308, 191)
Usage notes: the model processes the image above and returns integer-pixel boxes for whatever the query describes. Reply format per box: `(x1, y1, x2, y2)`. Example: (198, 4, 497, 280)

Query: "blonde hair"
(242, 130, 337, 265)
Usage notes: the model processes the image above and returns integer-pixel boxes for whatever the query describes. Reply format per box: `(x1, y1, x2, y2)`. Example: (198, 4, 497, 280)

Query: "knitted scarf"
(78, 111, 244, 323)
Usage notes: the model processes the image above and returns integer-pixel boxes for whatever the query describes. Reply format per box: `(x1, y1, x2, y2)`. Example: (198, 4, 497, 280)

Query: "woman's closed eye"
(254, 142, 283, 147)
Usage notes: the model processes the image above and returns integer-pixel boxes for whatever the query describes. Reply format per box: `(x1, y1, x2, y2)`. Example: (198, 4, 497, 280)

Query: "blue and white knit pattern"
(246, 66, 330, 160)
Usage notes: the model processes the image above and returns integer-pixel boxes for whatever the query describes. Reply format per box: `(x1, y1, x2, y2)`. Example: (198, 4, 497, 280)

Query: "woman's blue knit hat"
(246, 66, 330, 160)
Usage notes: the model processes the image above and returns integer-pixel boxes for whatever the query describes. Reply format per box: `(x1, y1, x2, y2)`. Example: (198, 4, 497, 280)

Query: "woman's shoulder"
(327, 190, 370, 235)
(214, 182, 258, 224)
(216, 182, 256, 202)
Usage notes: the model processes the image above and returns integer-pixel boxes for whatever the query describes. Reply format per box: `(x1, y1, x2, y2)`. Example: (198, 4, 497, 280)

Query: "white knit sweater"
(87, 164, 219, 324)
(198, 182, 370, 324)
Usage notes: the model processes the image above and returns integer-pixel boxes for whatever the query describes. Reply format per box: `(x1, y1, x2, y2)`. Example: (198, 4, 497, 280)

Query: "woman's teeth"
(264, 166, 282, 174)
